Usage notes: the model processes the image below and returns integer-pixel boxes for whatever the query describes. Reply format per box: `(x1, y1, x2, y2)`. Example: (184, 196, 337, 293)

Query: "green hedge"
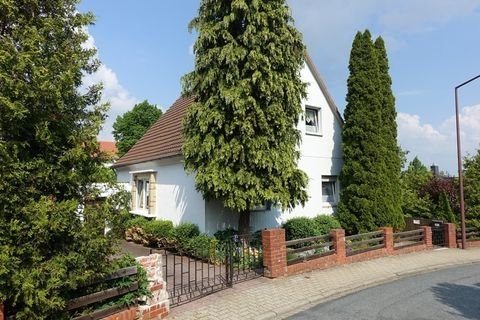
(171, 223, 200, 252)
(143, 220, 174, 247)
(283, 215, 341, 241)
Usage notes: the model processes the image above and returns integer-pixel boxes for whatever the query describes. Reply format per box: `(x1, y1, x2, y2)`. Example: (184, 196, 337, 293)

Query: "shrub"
(143, 220, 174, 247)
(283, 217, 320, 241)
(172, 223, 200, 252)
(214, 228, 238, 241)
(124, 216, 150, 244)
(312, 215, 341, 235)
(186, 234, 219, 261)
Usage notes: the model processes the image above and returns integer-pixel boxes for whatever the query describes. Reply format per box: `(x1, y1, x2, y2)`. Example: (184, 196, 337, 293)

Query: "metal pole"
(454, 87, 466, 250)
(455, 74, 480, 250)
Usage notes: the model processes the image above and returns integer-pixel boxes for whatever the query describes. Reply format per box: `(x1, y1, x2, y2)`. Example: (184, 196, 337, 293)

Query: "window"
(305, 107, 321, 134)
(322, 176, 337, 204)
(137, 178, 150, 210)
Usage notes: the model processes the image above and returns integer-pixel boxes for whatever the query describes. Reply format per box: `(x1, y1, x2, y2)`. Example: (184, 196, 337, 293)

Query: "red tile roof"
(99, 141, 118, 156)
(112, 96, 194, 168)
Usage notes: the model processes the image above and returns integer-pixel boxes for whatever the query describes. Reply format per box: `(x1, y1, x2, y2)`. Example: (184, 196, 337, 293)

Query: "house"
(112, 55, 343, 234)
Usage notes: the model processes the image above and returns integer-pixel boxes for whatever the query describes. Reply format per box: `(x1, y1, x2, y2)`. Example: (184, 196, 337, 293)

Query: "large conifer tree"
(374, 37, 404, 229)
(0, 1, 121, 318)
(337, 30, 404, 234)
(182, 0, 308, 233)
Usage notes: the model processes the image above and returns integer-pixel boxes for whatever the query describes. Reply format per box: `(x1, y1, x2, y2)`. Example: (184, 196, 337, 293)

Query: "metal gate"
(431, 220, 445, 246)
(157, 233, 263, 307)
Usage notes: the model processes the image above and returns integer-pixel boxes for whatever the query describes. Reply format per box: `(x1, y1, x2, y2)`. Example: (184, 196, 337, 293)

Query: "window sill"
(305, 132, 323, 137)
(130, 210, 155, 217)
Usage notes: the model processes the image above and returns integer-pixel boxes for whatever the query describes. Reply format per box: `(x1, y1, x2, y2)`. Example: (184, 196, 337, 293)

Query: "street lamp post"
(455, 74, 480, 250)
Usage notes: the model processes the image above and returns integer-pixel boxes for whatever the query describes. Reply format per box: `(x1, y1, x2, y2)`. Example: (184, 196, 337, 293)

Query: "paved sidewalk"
(169, 248, 480, 320)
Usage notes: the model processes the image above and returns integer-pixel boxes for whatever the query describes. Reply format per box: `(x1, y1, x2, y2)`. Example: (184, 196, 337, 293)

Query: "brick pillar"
(136, 254, 169, 319)
(0, 303, 4, 320)
(262, 229, 287, 278)
(381, 227, 394, 254)
(331, 229, 346, 264)
(422, 226, 433, 249)
(443, 223, 457, 248)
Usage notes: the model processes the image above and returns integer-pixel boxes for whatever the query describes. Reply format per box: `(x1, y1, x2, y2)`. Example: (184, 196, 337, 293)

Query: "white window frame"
(305, 106, 322, 135)
(322, 176, 337, 204)
(136, 178, 150, 211)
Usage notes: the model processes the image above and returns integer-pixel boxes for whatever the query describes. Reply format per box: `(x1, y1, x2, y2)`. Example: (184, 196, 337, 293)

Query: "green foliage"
(312, 215, 341, 235)
(112, 100, 162, 157)
(437, 191, 456, 224)
(464, 149, 480, 228)
(0, 2, 125, 318)
(337, 30, 404, 234)
(171, 223, 200, 251)
(182, 0, 308, 232)
(214, 228, 238, 241)
(143, 220, 174, 247)
(185, 234, 219, 262)
(400, 157, 434, 219)
(283, 217, 319, 241)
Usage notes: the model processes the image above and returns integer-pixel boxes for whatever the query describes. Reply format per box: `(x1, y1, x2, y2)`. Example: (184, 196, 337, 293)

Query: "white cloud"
(82, 30, 138, 140)
(397, 104, 480, 173)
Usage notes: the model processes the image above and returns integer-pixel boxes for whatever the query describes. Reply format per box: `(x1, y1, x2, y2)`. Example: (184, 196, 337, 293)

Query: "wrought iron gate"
(431, 220, 445, 246)
(157, 233, 263, 307)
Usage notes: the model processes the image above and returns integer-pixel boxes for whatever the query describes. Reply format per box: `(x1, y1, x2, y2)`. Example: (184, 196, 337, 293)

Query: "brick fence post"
(422, 226, 433, 249)
(443, 223, 457, 248)
(136, 254, 169, 319)
(331, 229, 346, 264)
(381, 227, 394, 254)
(0, 303, 4, 320)
(262, 229, 287, 278)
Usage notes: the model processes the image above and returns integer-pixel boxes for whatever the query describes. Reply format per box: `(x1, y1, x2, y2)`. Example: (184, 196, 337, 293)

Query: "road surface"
(288, 264, 480, 320)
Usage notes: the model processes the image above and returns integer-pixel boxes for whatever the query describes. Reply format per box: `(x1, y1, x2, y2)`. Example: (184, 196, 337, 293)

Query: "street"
(289, 264, 480, 320)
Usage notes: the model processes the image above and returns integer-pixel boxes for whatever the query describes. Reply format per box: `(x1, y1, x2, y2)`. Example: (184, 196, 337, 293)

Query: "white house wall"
(250, 63, 343, 231)
(116, 158, 206, 231)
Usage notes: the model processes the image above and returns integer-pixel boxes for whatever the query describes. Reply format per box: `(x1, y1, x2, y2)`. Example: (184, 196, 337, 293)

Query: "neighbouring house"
(112, 55, 343, 234)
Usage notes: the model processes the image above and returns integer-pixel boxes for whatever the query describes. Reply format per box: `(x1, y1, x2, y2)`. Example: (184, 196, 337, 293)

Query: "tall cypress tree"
(182, 0, 308, 233)
(337, 30, 404, 234)
(374, 37, 404, 230)
(337, 31, 383, 234)
(0, 1, 122, 318)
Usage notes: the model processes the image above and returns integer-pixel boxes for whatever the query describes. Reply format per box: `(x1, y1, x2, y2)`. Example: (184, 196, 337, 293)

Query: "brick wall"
(136, 254, 169, 320)
(0, 303, 4, 320)
(102, 308, 136, 320)
(444, 223, 457, 248)
(263, 226, 434, 278)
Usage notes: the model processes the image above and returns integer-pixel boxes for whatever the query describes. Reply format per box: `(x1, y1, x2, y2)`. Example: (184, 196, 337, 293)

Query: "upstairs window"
(305, 107, 321, 134)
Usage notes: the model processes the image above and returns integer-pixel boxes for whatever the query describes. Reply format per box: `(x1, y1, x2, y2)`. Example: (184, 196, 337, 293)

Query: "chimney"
(431, 163, 440, 177)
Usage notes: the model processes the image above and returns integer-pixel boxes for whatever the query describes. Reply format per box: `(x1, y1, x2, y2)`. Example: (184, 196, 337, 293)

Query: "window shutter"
(148, 173, 156, 215)
(131, 175, 137, 210)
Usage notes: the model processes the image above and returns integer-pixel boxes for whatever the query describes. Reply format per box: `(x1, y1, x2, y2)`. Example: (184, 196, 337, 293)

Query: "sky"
(78, 0, 480, 174)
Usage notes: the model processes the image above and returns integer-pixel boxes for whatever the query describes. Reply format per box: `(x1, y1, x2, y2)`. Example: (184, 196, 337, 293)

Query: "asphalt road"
(288, 264, 480, 320)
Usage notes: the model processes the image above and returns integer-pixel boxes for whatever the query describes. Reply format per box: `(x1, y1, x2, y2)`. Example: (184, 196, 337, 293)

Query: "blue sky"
(79, 0, 480, 174)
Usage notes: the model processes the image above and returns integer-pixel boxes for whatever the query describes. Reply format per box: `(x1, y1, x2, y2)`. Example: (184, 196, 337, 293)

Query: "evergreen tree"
(464, 148, 480, 228)
(113, 100, 162, 157)
(0, 1, 122, 318)
(182, 0, 308, 233)
(438, 191, 456, 224)
(374, 37, 404, 229)
(337, 30, 404, 233)
(401, 157, 433, 218)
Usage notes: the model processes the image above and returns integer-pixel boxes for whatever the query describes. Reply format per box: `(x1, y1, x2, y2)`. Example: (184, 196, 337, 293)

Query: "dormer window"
(305, 107, 321, 135)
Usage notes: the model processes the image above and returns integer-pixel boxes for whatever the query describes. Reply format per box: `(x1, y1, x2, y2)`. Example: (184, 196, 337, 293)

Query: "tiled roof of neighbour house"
(99, 141, 118, 156)
(112, 54, 343, 168)
(112, 96, 194, 168)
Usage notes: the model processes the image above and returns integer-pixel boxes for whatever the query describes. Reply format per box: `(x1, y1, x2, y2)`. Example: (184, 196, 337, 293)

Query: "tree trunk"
(238, 210, 251, 235)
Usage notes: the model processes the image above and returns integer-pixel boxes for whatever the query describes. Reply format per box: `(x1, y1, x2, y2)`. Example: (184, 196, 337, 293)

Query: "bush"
(186, 234, 219, 261)
(124, 216, 150, 244)
(283, 217, 320, 241)
(214, 228, 238, 241)
(172, 223, 200, 251)
(143, 220, 174, 247)
(312, 215, 341, 235)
